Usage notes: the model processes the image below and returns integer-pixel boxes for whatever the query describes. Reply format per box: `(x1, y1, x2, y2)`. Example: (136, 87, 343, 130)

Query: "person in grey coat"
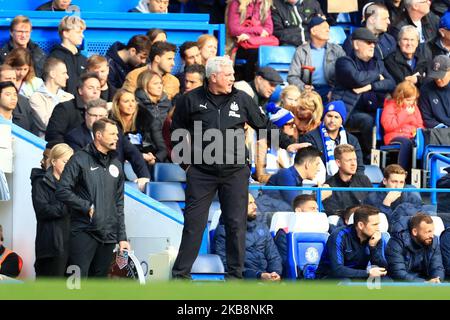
(288, 16, 345, 103)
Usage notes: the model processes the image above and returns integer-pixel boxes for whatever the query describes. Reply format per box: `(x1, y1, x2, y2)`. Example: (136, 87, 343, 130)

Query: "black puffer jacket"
(49, 44, 87, 95)
(31, 167, 70, 259)
(135, 88, 172, 128)
(56, 143, 126, 244)
(0, 40, 47, 78)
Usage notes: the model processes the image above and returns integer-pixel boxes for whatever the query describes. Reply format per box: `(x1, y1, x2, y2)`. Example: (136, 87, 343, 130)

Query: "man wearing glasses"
(0, 15, 47, 78)
(390, 0, 439, 43)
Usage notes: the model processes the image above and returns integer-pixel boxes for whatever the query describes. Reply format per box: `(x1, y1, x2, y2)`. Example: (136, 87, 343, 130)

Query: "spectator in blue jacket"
(386, 212, 445, 282)
(343, 3, 396, 61)
(419, 55, 450, 128)
(214, 193, 282, 281)
(316, 205, 388, 279)
(364, 164, 422, 221)
(255, 146, 323, 214)
(332, 27, 396, 161)
(440, 228, 450, 280)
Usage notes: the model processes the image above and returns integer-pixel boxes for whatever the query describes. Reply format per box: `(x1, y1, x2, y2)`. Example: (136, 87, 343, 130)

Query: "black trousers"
(35, 253, 68, 278)
(69, 232, 115, 278)
(172, 166, 250, 279)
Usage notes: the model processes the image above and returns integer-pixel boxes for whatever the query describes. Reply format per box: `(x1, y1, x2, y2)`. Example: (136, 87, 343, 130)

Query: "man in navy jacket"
(386, 213, 445, 282)
(316, 205, 388, 279)
(332, 28, 395, 159)
(214, 194, 282, 280)
(419, 55, 450, 128)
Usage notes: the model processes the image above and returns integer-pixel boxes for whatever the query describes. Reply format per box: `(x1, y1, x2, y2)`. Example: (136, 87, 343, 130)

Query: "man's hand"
(405, 75, 418, 84)
(260, 272, 281, 281)
(286, 142, 312, 153)
(368, 231, 382, 247)
(369, 267, 387, 278)
(134, 177, 150, 192)
(379, 74, 385, 81)
(427, 277, 441, 283)
(320, 183, 332, 200)
(405, 105, 415, 115)
(88, 207, 94, 219)
(236, 33, 250, 43)
(261, 29, 269, 37)
(383, 191, 402, 207)
(143, 152, 156, 165)
(119, 241, 131, 253)
(353, 84, 372, 94)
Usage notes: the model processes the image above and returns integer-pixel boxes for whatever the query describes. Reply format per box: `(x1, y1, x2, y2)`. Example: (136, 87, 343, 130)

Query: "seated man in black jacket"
(271, 0, 323, 47)
(321, 144, 372, 216)
(316, 205, 388, 280)
(332, 28, 395, 160)
(299, 100, 365, 178)
(64, 99, 150, 191)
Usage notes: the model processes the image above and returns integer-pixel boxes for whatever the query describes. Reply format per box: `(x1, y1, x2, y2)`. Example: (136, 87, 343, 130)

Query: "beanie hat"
(324, 100, 347, 122)
(267, 102, 295, 128)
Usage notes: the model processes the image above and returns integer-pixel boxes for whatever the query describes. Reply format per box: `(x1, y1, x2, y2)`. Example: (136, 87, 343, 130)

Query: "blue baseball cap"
(440, 11, 450, 30)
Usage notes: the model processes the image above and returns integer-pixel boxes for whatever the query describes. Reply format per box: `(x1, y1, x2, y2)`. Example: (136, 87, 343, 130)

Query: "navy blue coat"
(214, 216, 282, 279)
(331, 53, 396, 116)
(419, 80, 450, 128)
(255, 166, 304, 214)
(298, 126, 365, 177)
(364, 184, 422, 221)
(316, 225, 388, 279)
(64, 123, 150, 179)
(440, 228, 450, 279)
(386, 229, 445, 281)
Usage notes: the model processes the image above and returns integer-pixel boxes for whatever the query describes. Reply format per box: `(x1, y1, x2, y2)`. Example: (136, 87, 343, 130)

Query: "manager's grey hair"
(205, 56, 233, 79)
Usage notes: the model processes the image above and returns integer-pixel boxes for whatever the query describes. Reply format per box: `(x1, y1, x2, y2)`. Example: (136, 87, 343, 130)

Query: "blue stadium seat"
(374, 108, 401, 168)
(145, 182, 185, 202)
(285, 212, 329, 279)
(364, 165, 384, 186)
(258, 45, 296, 81)
(191, 254, 225, 281)
(329, 26, 347, 45)
(429, 153, 450, 204)
(153, 163, 186, 182)
(269, 212, 295, 237)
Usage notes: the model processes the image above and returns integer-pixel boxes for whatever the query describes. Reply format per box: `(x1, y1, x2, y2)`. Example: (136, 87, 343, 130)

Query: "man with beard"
(386, 212, 445, 282)
(316, 205, 388, 279)
(214, 193, 282, 281)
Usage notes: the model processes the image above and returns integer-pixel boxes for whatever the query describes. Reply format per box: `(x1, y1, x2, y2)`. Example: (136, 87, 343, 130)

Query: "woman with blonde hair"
(4, 47, 43, 98)
(197, 34, 218, 65)
(281, 87, 323, 137)
(381, 80, 424, 171)
(135, 69, 172, 128)
(31, 143, 73, 277)
(226, 0, 274, 81)
(111, 89, 167, 167)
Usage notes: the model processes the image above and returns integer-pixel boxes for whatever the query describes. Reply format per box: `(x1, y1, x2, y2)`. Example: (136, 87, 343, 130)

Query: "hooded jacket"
(214, 215, 282, 279)
(49, 44, 87, 95)
(171, 83, 270, 176)
(31, 167, 70, 259)
(56, 143, 126, 244)
(106, 41, 134, 89)
(386, 216, 445, 281)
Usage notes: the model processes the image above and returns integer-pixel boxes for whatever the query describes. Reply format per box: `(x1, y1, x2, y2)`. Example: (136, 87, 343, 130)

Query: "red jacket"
(381, 99, 424, 145)
(227, 0, 274, 37)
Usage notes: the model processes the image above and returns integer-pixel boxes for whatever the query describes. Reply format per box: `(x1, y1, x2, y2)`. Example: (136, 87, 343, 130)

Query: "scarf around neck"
(319, 122, 347, 176)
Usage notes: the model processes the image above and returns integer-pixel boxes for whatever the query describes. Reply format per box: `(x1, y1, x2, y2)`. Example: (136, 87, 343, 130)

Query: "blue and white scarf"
(319, 123, 347, 176)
